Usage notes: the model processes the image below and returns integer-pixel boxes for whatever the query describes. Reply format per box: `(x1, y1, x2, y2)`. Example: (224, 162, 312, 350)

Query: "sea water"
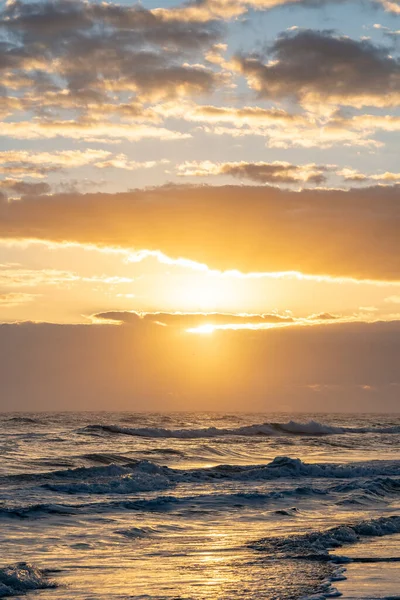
(0, 412, 399, 599)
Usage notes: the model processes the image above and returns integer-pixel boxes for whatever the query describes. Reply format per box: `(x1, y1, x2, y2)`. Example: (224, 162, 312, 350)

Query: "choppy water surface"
(0, 412, 399, 599)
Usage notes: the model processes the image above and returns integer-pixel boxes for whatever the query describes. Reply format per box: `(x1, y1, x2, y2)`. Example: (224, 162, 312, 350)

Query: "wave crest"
(0, 563, 56, 598)
(79, 420, 400, 439)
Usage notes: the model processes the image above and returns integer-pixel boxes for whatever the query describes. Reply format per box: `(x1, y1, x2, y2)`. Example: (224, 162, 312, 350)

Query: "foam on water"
(0, 563, 56, 598)
(252, 516, 400, 599)
(1, 412, 399, 599)
(9, 456, 396, 500)
(46, 455, 400, 482)
(251, 515, 400, 560)
(80, 420, 400, 439)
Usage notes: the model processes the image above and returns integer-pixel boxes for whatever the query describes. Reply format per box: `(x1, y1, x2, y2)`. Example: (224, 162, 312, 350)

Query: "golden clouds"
(153, 0, 400, 23)
(0, 149, 111, 178)
(0, 185, 399, 280)
(0, 319, 399, 411)
(0, 292, 37, 307)
(176, 160, 330, 184)
(0, 121, 190, 142)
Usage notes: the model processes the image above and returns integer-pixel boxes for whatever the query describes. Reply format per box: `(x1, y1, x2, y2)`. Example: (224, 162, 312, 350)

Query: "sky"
(0, 0, 399, 411)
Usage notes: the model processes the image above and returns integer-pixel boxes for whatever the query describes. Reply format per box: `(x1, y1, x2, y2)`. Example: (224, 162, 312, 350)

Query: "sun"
(187, 324, 216, 334)
(178, 278, 225, 311)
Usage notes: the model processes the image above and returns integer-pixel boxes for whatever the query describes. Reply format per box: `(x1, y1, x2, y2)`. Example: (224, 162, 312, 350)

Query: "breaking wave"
(3, 475, 400, 520)
(2, 456, 398, 492)
(0, 458, 398, 523)
(251, 515, 400, 562)
(249, 515, 400, 600)
(0, 563, 56, 598)
(80, 420, 400, 439)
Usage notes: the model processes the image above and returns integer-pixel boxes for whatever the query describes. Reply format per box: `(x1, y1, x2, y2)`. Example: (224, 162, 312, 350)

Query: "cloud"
(0, 264, 132, 288)
(94, 156, 169, 171)
(0, 265, 80, 287)
(0, 184, 399, 280)
(0, 0, 225, 146)
(154, 0, 400, 23)
(0, 0, 222, 115)
(385, 295, 400, 304)
(379, 0, 400, 14)
(235, 30, 400, 109)
(338, 168, 400, 183)
(0, 179, 51, 196)
(1, 1, 399, 149)
(92, 311, 295, 327)
(0, 292, 36, 307)
(91, 310, 348, 331)
(176, 160, 330, 184)
(373, 23, 400, 37)
(0, 319, 399, 411)
(160, 102, 386, 148)
(168, 103, 302, 125)
(0, 149, 111, 178)
(0, 120, 190, 142)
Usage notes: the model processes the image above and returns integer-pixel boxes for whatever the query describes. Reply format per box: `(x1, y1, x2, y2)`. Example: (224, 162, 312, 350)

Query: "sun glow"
(187, 324, 216, 334)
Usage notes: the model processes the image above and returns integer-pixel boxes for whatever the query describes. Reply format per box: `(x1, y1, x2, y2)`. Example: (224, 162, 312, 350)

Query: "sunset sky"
(0, 0, 399, 411)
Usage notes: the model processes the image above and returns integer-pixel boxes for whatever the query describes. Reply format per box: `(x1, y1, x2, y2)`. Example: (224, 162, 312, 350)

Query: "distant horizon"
(2, 410, 400, 415)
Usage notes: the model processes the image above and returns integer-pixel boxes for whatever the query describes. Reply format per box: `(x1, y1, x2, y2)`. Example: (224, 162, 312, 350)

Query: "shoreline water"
(0, 412, 399, 599)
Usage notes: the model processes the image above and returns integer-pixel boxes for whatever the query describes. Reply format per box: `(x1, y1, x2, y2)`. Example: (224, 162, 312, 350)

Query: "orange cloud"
(0, 184, 399, 280)
(0, 292, 37, 307)
(176, 160, 330, 184)
(0, 319, 399, 411)
(154, 0, 400, 23)
(92, 310, 295, 327)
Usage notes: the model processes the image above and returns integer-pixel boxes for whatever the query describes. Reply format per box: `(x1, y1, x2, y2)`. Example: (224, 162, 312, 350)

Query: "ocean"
(0, 412, 399, 599)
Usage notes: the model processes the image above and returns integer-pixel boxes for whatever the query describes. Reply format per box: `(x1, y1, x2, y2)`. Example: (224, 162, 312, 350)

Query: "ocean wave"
(79, 419, 400, 439)
(5, 456, 400, 494)
(45, 471, 173, 495)
(0, 486, 323, 522)
(331, 476, 400, 496)
(5, 417, 41, 425)
(43, 461, 174, 494)
(182, 456, 400, 483)
(115, 523, 185, 539)
(0, 563, 56, 598)
(115, 525, 159, 538)
(0, 486, 326, 520)
(0, 463, 139, 486)
(251, 515, 400, 561)
(47, 456, 400, 484)
(2, 475, 400, 520)
(0, 503, 78, 519)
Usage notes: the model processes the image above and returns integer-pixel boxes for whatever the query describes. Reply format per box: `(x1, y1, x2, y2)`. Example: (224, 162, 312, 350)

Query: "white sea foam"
(44, 460, 174, 494)
(1, 413, 400, 599)
(251, 515, 400, 559)
(266, 517, 400, 600)
(0, 563, 55, 597)
(81, 420, 400, 439)
(20, 457, 396, 502)
(182, 456, 400, 483)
